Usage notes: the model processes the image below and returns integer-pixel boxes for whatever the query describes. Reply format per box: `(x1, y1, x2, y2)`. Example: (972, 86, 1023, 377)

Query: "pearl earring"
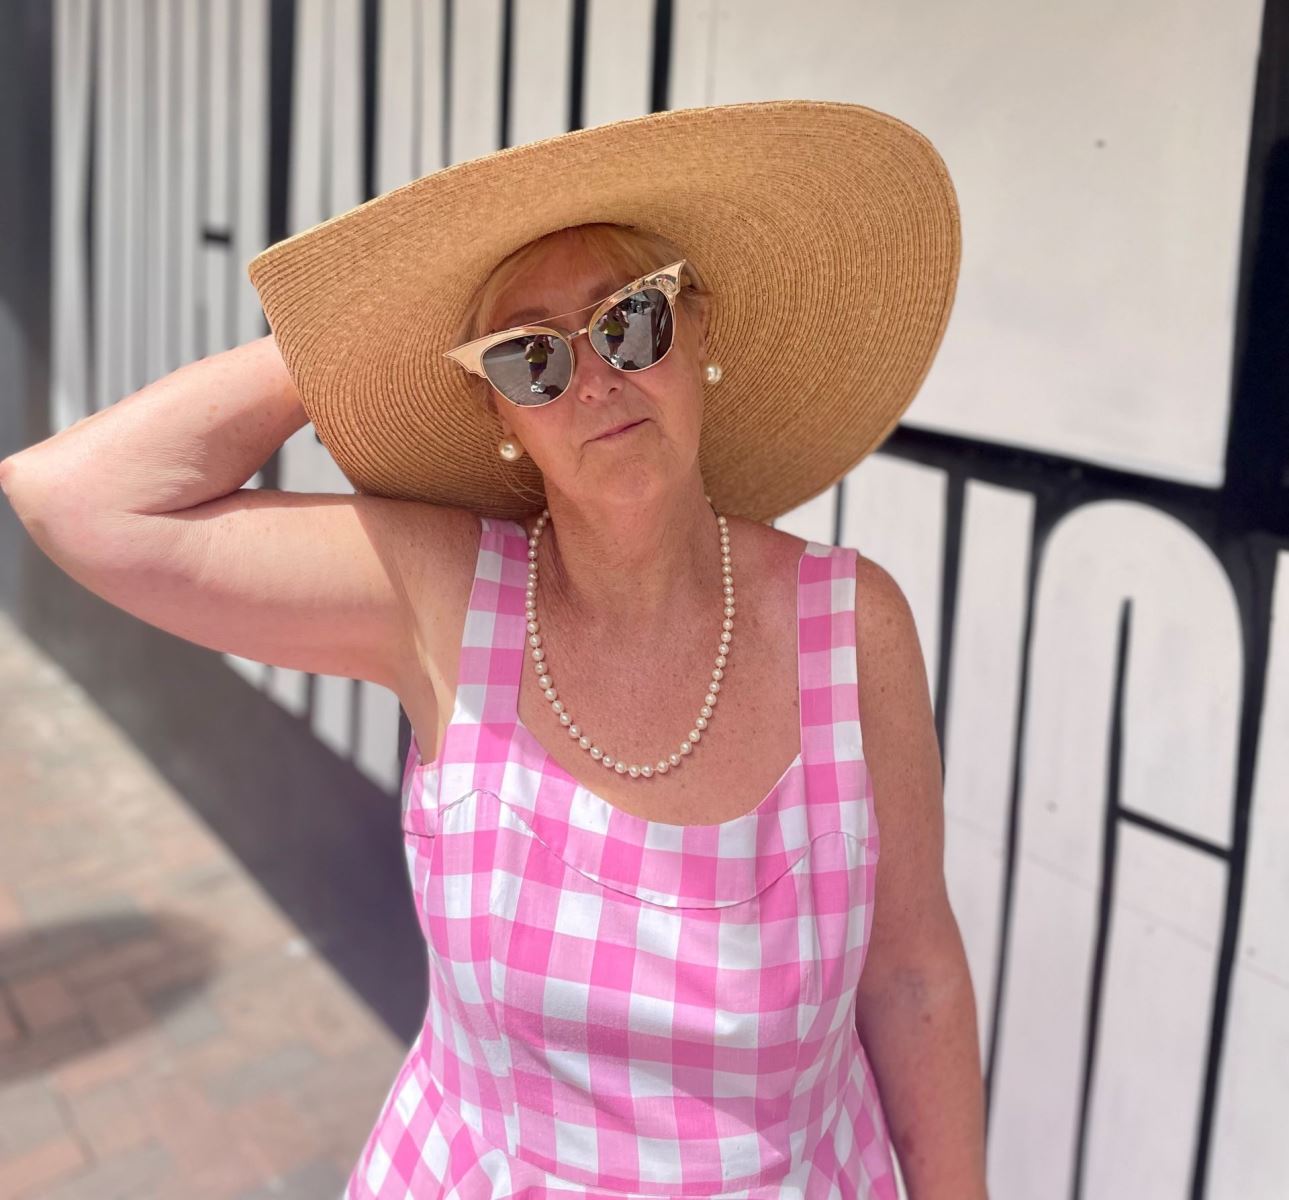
(498, 436, 524, 462)
(703, 361, 723, 384)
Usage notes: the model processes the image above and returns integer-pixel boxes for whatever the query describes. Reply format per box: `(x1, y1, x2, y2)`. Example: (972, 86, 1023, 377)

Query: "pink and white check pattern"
(345, 516, 897, 1199)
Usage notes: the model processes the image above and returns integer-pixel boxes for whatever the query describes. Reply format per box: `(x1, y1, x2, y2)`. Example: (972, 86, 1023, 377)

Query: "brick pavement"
(0, 613, 408, 1198)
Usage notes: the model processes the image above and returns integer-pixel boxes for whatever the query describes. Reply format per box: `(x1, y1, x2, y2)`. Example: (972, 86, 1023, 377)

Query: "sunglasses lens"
(481, 334, 573, 405)
(588, 287, 673, 369)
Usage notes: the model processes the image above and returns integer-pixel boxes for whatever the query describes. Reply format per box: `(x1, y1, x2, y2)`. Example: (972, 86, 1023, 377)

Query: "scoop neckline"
(508, 716, 805, 832)
(501, 536, 812, 833)
(410, 535, 814, 835)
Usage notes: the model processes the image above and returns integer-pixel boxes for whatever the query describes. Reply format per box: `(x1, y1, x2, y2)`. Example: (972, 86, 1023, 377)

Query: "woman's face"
(489, 242, 710, 511)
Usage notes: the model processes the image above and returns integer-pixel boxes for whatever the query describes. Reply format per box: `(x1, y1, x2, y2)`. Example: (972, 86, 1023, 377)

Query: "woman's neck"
(529, 484, 726, 639)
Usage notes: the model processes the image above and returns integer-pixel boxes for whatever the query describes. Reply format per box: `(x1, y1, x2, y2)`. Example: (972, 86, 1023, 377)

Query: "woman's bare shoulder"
(852, 550, 921, 651)
(728, 514, 808, 575)
(849, 547, 945, 893)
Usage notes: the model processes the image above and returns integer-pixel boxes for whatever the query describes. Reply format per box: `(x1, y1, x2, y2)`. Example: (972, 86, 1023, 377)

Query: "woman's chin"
(581, 461, 671, 506)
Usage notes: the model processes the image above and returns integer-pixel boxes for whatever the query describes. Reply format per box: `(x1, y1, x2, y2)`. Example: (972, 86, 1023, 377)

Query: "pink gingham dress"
(345, 515, 898, 1199)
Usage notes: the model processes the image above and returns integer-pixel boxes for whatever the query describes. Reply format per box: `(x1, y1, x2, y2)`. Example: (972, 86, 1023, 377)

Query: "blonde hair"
(451, 222, 713, 420)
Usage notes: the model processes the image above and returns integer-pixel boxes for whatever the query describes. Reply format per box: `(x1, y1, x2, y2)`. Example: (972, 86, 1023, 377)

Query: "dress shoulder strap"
(796, 542, 865, 768)
(402, 516, 529, 831)
(452, 515, 530, 724)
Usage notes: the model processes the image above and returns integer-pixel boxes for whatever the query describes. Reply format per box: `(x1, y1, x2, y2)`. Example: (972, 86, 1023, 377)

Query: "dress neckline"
(403, 519, 870, 907)
(504, 537, 811, 833)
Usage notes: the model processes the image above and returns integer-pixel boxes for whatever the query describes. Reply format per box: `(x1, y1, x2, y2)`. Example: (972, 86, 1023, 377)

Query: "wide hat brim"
(246, 99, 961, 524)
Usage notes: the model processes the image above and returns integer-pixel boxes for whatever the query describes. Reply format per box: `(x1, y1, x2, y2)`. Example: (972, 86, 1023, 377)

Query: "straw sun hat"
(246, 99, 961, 524)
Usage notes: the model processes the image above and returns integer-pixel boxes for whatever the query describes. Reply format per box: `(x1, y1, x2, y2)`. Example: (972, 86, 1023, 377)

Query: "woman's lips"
(593, 419, 647, 441)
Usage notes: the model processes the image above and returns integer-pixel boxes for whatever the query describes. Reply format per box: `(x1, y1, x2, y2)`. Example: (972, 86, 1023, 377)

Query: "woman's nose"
(570, 335, 621, 400)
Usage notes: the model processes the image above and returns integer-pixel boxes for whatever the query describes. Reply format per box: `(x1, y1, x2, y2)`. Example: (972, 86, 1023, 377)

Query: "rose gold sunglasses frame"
(442, 259, 688, 408)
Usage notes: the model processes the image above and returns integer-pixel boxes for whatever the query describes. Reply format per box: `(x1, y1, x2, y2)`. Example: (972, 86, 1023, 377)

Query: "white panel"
(582, 0, 652, 127)
(285, 0, 362, 229)
(943, 479, 1034, 1062)
(93, 0, 121, 411)
(122, 0, 146, 390)
(145, 0, 174, 380)
(315, 671, 358, 762)
(224, 653, 268, 689)
(376, 0, 418, 190)
(417, 0, 446, 175)
(50, 0, 93, 431)
(289, 0, 327, 233)
(277, 426, 355, 498)
(991, 501, 1241, 1193)
(177, 0, 201, 366)
(357, 680, 404, 793)
(450, 0, 503, 164)
(1087, 825, 1224, 1198)
(839, 453, 946, 704)
(772, 484, 836, 544)
(315, 680, 360, 775)
(669, 0, 718, 110)
(1211, 550, 1289, 1197)
(1119, 532, 1243, 847)
(376, 0, 447, 186)
(203, 0, 232, 355)
(329, 0, 364, 214)
(266, 658, 310, 719)
(706, 0, 1262, 488)
(508, 0, 572, 146)
(235, 0, 270, 347)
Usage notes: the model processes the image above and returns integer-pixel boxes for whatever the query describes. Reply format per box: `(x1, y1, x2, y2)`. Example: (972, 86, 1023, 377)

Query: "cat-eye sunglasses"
(443, 260, 688, 408)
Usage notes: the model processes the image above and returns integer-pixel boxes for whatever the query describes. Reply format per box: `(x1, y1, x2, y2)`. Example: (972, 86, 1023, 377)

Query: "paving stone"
(0, 1133, 88, 1199)
(82, 978, 155, 1041)
(0, 1076, 68, 1156)
(0, 615, 405, 1195)
(34, 1140, 173, 1200)
(46, 1035, 144, 1096)
(204, 1041, 324, 1107)
(234, 1156, 348, 1200)
(63, 1078, 152, 1159)
(223, 1091, 324, 1177)
(0, 881, 24, 933)
(148, 988, 226, 1049)
(7, 971, 82, 1032)
(0, 996, 19, 1047)
(0, 1018, 101, 1085)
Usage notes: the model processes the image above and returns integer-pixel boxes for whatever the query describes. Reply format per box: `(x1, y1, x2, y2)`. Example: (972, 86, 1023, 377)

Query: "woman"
(1, 102, 987, 1197)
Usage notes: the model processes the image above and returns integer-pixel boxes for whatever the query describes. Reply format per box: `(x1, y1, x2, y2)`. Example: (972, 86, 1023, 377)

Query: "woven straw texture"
(247, 99, 960, 523)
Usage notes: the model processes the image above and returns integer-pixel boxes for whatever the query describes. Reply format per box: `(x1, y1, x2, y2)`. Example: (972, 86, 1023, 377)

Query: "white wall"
(48, 1, 1285, 1195)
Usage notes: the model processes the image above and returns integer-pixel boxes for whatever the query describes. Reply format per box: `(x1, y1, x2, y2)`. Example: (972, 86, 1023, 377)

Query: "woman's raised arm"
(0, 335, 473, 691)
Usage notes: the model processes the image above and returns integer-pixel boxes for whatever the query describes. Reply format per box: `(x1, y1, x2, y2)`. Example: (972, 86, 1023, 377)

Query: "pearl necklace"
(525, 502, 734, 780)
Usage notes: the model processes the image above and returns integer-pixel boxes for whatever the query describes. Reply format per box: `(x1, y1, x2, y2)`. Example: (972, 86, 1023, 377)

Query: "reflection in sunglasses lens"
(589, 288, 673, 371)
(482, 333, 575, 406)
(482, 286, 674, 406)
